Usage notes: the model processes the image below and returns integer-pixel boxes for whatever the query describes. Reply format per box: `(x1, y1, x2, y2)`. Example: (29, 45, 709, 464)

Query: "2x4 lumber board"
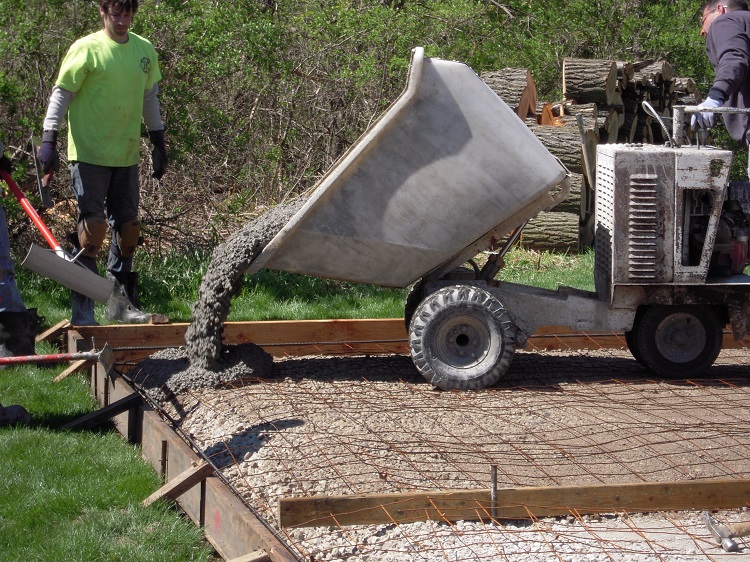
(37, 319, 70, 343)
(227, 551, 271, 562)
(67, 320, 749, 364)
(279, 478, 750, 528)
(62, 392, 143, 430)
(70, 319, 408, 349)
(53, 359, 92, 383)
(142, 460, 215, 507)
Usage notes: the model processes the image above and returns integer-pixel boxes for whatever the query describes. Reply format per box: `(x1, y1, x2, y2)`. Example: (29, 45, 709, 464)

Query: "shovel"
(30, 134, 53, 209)
(0, 169, 114, 303)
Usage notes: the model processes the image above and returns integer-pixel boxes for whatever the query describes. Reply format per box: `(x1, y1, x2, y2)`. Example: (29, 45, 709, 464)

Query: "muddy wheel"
(408, 285, 516, 390)
(635, 305, 723, 378)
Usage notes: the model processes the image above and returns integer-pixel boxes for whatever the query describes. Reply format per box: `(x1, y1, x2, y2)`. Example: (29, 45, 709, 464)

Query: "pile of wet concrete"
(130, 198, 307, 402)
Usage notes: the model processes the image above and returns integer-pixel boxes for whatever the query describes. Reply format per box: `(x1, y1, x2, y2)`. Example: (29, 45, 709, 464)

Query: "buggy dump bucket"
(247, 47, 570, 287)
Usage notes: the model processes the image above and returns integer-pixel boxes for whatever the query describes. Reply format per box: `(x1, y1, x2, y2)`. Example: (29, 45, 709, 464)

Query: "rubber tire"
(624, 310, 646, 367)
(403, 280, 425, 332)
(635, 305, 723, 379)
(408, 285, 516, 390)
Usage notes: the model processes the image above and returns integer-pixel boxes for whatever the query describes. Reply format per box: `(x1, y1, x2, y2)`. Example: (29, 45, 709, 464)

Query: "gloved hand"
(0, 154, 11, 174)
(691, 97, 722, 130)
(37, 130, 59, 173)
(148, 129, 168, 180)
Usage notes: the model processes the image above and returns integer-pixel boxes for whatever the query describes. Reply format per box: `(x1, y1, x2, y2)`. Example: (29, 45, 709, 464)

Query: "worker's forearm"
(143, 83, 164, 132)
(43, 86, 74, 131)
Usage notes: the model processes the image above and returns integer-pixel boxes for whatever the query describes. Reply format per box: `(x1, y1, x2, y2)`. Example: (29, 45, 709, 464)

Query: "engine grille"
(627, 174, 659, 281)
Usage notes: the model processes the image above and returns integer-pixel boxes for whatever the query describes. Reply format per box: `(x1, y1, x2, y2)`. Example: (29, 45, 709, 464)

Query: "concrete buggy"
(247, 47, 750, 390)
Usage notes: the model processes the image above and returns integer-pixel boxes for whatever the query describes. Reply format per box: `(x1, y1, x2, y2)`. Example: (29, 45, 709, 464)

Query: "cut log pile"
(482, 57, 701, 253)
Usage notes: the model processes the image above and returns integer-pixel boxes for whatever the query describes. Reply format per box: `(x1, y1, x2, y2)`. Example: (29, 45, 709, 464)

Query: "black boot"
(0, 309, 44, 357)
(105, 272, 151, 324)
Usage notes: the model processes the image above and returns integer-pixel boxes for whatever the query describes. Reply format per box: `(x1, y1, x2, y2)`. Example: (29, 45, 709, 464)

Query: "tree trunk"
(673, 77, 697, 96)
(617, 61, 635, 90)
(527, 123, 585, 175)
(565, 102, 599, 120)
(633, 59, 674, 84)
(482, 68, 537, 120)
(562, 58, 618, 105)
(602, 107, 623, 143)
(521, 211, 580, 253)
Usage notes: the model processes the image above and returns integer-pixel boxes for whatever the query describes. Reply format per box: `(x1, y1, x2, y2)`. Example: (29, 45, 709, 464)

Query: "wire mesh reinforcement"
(132, 344, 750, 561)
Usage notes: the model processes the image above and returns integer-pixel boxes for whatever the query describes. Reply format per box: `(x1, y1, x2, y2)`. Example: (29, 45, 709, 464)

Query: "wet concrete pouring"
(128, 201, 750, 561)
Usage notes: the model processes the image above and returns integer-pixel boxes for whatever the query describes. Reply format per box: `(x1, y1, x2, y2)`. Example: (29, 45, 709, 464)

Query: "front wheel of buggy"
(635, 305, 723, 379)
(408, 285, 516, 390)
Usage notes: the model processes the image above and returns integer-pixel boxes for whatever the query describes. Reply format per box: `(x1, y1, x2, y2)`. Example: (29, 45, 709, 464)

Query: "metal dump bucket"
(247, 47, 569, 287)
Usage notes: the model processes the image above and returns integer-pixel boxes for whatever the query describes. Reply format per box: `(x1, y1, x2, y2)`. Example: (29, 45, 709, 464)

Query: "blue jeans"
(0, 205, 27, 312)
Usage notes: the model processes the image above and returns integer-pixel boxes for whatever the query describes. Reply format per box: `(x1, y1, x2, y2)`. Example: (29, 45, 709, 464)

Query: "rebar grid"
(151, 345, 750, 561)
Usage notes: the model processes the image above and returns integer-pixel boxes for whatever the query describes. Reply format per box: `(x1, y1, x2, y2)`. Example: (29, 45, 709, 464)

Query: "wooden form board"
(73, 332, 298, 562)
(279, 478, 750, 528)
(68, 320, 749, 367)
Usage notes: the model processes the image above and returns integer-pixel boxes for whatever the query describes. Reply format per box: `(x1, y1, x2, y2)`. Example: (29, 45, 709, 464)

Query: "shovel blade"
(21, 243, 114, 303)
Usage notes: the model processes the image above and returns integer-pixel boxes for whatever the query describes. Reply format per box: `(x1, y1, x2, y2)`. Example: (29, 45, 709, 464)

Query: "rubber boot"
(105, 272, 151, 324)
(0, 309, 43, 357)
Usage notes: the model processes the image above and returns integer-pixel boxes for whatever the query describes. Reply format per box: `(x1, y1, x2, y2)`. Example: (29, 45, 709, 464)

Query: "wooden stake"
(142, 460, 215, 507)
(62, 392, 142, 430)
(36, 319, 70, 344)
(53, 359, 92, 383)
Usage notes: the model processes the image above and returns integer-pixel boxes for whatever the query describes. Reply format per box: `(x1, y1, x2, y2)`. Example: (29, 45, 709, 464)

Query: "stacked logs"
(482, 58, 700, 253)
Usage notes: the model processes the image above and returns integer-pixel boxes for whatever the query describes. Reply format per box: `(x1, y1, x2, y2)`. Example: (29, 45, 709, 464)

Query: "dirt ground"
(143, 344, 750, 561)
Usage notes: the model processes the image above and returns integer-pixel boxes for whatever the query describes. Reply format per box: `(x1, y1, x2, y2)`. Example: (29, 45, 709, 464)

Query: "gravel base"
(141, 345, 750, 561)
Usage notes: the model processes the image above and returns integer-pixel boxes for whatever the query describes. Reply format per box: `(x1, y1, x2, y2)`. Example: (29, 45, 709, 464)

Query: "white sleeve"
(43, 86, 75, 131)
(143, 83, 164, 131)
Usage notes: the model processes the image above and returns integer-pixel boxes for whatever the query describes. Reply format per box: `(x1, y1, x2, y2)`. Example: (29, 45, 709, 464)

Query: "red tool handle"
(0, 350, 100, 366)
(0, 169, 64, 254)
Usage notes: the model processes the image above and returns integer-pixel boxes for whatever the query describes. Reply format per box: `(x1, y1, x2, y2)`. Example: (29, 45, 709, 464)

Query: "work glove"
(691, 97, 722, 130)
(0, 154, 11, 174)
(148, 129, 168, 180)
(37, 130, 59, 174)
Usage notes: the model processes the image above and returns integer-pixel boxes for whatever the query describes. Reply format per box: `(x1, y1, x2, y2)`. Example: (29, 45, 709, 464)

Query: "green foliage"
(0, 0, 723, 249)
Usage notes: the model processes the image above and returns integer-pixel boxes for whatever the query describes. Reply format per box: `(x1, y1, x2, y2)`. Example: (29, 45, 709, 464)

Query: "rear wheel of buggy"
(403, 280, 425, 332)
(408, 285, 516, 390)
(624, 308, 646, 367)
(635, 305, 723, 378)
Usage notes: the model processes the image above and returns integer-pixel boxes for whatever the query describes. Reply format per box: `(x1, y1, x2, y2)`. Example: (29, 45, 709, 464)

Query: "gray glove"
(148, 129, 168, 180)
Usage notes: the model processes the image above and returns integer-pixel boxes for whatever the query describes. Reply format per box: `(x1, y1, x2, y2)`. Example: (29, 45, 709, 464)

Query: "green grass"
(0, 344, 215, 562)
(15, 246, 595, 327)
(498, 247, 596, 291)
